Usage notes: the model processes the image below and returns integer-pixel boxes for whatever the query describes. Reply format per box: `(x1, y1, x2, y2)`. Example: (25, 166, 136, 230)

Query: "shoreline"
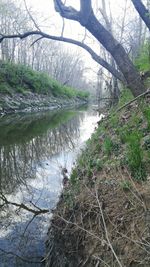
(0, 92, 88, 116)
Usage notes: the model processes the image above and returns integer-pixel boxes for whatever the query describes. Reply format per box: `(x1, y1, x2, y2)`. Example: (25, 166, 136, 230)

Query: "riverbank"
(45, 90, 150, 267)
(0, 60, 89, 115)
(0, 92, 88, 115)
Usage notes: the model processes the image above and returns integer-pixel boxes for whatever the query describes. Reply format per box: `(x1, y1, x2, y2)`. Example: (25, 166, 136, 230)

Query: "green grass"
(126, 131, 146, 181)
(118, 89, 134, 107)
(103, 136, 114, 156)
(143, 107, 150, 130)
(134, 41, 150, 72)
(0, 60, 89, 99)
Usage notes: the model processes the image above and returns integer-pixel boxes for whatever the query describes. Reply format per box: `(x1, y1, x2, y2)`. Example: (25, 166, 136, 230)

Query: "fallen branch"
(117, 89, 150, 112)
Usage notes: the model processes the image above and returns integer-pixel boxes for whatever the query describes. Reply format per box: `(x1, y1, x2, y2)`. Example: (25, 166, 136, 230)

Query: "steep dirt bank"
(0, 92, 88, 115)
(45, 92, 150, 267)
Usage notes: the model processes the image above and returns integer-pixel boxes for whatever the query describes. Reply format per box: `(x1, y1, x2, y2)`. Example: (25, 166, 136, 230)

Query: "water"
(0, 107, 99, 267)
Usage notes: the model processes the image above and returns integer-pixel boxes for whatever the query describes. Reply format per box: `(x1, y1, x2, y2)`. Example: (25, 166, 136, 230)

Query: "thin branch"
(0, 31, 124, 82)
(61, 17, 65, 37)
(23, 0, 41, 31)
(30, 36, 44, 46)
(82, 28, 87, 43)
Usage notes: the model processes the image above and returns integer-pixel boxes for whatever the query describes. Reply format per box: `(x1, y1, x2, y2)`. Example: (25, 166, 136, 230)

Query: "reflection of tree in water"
(0, 109, 91, 267)
(0, 110, 85, 194)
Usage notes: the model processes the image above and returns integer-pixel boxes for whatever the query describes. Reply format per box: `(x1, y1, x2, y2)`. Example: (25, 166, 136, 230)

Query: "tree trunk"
(84, 11, 145, 97)
(54, 0, 145, 97)
(131, 0, 150, 31)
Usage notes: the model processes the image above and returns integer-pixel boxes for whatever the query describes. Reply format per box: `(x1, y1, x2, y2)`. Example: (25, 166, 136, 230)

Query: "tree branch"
(0, 31, 124, 82)
(131, 0, 150, 31)
(54, 0, 80, 21)
(80, 0, 92, 26)
(23, 0, 41, 31)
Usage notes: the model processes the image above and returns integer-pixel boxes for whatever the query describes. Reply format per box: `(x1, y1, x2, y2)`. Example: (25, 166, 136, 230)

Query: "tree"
(0, 0, 146, 97)
(131, 0, 150, 31)
(53, 0, 145, 97)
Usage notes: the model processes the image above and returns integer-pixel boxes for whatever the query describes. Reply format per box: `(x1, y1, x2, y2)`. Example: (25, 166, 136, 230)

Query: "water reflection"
(0, 110, 81, 193)
(0, 108, 99, 266)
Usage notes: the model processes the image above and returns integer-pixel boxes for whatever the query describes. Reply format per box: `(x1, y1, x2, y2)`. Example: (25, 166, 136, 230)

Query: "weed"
(134, 40, 150, 72)
(143, 107, 150, 130)
(120, 180, 132, 191)
(103, 137, 113, 156)
(117, 125, 131, 144)
(109, 114, 119, 128)
(63, 190, 75, 208)
(126, 131, 147, 181)
(70, 168, 79, 186)
(118, 89, 133, 107)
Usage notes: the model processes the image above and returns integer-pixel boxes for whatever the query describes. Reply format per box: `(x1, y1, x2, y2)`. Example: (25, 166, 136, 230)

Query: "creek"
(0, 107, 99, 267)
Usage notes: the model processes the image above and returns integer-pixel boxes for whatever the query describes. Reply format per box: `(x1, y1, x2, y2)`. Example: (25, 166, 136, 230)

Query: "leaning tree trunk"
(54, 0, 145, 97)
(131, 0, 150, 31)
(85, 12, 145, 97)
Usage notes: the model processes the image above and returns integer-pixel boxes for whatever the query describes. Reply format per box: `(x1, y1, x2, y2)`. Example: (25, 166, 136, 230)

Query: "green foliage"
(103, 137, 114, 156)
(118, 89, 134, 107)
(117, 125, 130, 144)
(134, 41, 150, 71)
(143, 107, 150, 130)
(108, 114, 119, 128)
(70, 168, 79, 186)
(0, 60, 89, 99)
(62, 190, 75, 208)
(126, 131, 146, 181)
(0, 82, 12, 94)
